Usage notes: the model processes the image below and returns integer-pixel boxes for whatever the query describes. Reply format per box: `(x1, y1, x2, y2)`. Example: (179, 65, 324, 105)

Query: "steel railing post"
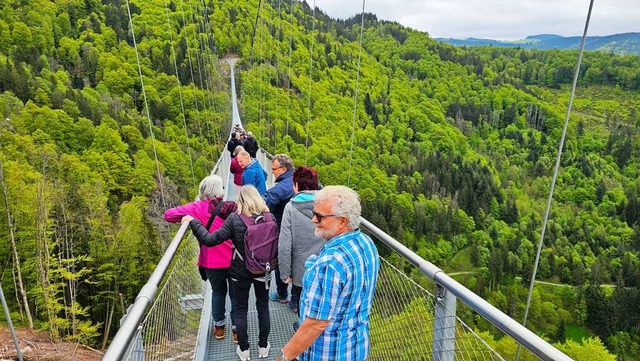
(431, 283, 456, 361)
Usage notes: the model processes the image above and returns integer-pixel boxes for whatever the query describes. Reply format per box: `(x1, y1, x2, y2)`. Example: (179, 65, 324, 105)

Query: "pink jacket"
(164, 198, 237, 269)
(230, 157, 244, 186)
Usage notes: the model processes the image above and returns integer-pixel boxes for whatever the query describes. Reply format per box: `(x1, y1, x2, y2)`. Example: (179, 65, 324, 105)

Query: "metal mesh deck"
(206, 280, 298, 360)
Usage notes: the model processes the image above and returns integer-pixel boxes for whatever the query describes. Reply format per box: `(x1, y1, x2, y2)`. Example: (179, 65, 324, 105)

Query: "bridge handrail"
(102, 222, 190, 361)
(360, 218, 573, 361)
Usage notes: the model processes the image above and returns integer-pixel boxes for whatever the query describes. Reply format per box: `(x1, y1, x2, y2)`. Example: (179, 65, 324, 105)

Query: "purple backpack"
(238, 213, 279, 276)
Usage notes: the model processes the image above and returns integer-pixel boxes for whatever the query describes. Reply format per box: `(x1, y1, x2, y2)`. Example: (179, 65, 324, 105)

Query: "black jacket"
(189, 212, 273, 280)
(227, 138, 243, 156)
(243, 136, 259, 158)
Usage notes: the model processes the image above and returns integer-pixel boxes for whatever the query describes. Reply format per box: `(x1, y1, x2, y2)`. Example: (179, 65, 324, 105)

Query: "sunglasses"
(312, 211, 340, 222)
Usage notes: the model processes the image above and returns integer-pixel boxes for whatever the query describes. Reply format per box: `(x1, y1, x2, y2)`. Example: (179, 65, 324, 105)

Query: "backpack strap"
(205, 200, 225, 230)
(238, 213, 252, 227)
(234, 213, 252, 261)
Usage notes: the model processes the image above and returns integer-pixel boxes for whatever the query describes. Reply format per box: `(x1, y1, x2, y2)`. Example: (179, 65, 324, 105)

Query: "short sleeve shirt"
(298, 229, 380, 361)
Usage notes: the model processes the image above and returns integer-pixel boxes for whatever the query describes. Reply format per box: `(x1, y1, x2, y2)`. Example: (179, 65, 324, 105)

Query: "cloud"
(316, 0, 640, 40)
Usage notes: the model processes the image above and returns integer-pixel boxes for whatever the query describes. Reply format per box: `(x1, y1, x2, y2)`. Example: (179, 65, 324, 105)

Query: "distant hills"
(436, 32, 640, 55)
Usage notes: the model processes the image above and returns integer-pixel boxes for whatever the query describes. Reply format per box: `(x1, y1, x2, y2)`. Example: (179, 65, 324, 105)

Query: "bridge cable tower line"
(516, 0, 596, 360)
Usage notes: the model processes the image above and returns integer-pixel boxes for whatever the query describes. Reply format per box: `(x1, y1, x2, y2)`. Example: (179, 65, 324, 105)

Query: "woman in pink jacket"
(164, 174, 238, 342)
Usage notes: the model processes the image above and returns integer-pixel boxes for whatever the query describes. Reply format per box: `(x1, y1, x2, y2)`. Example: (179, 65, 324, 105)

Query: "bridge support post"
(431, 283, 456, 361)
(120, 305, 145, 361)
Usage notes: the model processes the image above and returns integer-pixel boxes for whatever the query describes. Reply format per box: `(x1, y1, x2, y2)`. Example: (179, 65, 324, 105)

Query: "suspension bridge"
(97, 56, 576, 360)
(1, 0, 603, 359)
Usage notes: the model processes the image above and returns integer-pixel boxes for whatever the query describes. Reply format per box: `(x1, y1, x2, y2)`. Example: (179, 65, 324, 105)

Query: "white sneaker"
(236, 345, 250, 360)
(258, 342, 270, 358)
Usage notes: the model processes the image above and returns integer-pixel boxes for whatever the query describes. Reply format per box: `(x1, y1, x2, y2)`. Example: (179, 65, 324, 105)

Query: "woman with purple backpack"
(163, 174, 237, 342)
(183, 185, 276, 361)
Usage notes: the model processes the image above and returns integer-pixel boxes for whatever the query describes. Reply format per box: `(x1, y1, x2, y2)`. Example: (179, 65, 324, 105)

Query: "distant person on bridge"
(230, 145, 245, 192)
(277, 166, 324, 315)
(263, 154, 296, 305)
(183, 185, 276, 361)
(163, 174, 237, 342)
(227, 132, 243, 158)
(277, 186, 380, 361)
(243, 131, 259, 158)
(238, 150, 267, 196)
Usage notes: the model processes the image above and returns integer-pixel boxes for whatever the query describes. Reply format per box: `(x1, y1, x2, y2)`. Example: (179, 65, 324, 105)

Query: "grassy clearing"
(565, 323, 592, 342)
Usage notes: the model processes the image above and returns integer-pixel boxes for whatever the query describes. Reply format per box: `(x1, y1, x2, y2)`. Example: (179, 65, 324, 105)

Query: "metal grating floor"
(206, 280, 298, 360)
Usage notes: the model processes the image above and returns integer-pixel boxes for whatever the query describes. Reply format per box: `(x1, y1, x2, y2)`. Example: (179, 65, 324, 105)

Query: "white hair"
(315, 185, 361, 229)
(197, 174, 224, 200)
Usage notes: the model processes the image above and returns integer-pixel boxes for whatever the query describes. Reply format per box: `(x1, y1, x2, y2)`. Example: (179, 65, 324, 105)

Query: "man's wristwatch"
(280, 349, 291, 361)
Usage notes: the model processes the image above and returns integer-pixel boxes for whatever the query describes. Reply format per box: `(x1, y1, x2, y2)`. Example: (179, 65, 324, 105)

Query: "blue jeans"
(232, 277, 270, 351)
(205, 268, 235, 327)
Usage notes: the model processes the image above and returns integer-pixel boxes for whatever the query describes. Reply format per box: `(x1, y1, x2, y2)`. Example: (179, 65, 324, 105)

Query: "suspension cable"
(347, 0, 367, 186)
(249, 0, 264, 66)
(304, 0, 316, 165)
(200, 2, 225, 144)
(260, 17, 264, 140)
(125, 0, 166, 209)
(163, 0, 196, 187)
(177, 0, 209, 173)
(188, 0, 215, 159)
(194, 0, 223, 146)
(515, 0, 595, 360)
(286, 0, 295, 138)
(273, 0, 282, 149)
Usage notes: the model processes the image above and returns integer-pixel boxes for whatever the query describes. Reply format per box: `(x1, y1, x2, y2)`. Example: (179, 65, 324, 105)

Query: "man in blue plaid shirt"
(276, 186, 380, 361)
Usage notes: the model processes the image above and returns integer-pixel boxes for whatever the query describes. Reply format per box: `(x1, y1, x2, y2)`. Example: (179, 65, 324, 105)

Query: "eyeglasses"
(312, 211, 339, 222)
(271, 166, 284, 172)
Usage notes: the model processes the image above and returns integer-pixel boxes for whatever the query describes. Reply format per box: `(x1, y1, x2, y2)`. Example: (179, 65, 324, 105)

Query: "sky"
(314, 0, 640, 40)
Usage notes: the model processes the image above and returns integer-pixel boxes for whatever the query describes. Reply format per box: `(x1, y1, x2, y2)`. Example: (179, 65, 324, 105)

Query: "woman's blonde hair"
(237, 185, 269, 216)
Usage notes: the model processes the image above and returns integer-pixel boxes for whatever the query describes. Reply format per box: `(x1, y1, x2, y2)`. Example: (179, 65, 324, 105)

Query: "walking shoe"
(293, 321, 299, 332)
(232, 329, 238, 344)
(269, 291, 288, 303)
(258, 342, 270, 358)
(236, 346, 250, 360)
(213, 325, 225, 340)
(287, 301, 298, 315)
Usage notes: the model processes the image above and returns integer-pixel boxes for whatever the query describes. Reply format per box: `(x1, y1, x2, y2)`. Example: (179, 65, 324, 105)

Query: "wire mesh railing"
(102, 222, 201, 361)
(124, 236, 204, 361)
(362, 218, 572, 361)
(369, 256, 505, 361)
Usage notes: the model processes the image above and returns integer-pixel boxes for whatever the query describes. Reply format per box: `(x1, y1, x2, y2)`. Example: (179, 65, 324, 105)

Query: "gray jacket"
(278, 191, 326, 286)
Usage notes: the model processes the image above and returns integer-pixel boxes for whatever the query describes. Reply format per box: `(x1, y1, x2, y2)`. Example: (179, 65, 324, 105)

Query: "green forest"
(1, 0, 639, 359)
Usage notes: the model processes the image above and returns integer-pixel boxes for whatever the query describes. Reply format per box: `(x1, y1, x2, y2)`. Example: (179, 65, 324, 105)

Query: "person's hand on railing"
(181, 215, 194, 224)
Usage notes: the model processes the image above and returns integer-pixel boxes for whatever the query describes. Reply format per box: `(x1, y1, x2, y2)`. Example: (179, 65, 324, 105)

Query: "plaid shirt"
(298, 229, 380, 361)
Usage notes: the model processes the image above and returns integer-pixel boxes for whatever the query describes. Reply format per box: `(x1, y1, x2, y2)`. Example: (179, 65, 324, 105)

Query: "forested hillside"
(438, 32, 640, 56)
(1, 0, 639, 359)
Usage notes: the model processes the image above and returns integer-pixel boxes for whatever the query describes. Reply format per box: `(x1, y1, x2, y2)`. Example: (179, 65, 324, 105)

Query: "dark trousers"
(232, 277, 270, 351)
(274, 268, 289, 299)
(290, 284, 302, 313)
(204, 268, 235, 327)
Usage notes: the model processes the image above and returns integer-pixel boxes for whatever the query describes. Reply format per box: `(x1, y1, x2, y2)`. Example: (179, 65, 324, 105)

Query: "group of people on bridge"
(163, 130, 380, 361)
